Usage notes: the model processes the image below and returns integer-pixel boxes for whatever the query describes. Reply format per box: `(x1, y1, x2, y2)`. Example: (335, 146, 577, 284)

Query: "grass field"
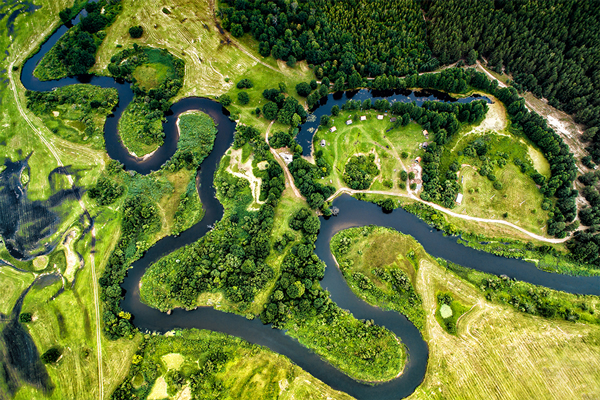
(114, 329, 354, 400)
(332, 226, 600, 399)
(330, 226, 426, 330)
(440, 129, 551, 235)
(314, 111, 424, 192)
(91, 0, 312, 104)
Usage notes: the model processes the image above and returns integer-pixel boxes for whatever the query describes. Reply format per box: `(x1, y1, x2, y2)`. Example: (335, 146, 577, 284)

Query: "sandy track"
(326, 187, 569, 244)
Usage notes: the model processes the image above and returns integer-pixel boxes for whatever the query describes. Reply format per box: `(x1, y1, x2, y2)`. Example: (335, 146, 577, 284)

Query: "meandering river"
(18, 12, 600, 399)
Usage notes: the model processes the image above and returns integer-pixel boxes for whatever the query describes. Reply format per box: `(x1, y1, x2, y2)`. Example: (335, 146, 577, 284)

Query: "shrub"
(295, 82, 312, 97)
(493, 181, 503, 190)
(410, 183, 417, 190)
(237, 91, 249, 105)
(219, 94, 232, 107)
(400, 170, 408, 181)
(19, 312, 32, 323)
(41, 347, 61, 364)
(401, 151, 409, 159)
(236, 78, 253, 89)
(129, 26, 144, 38)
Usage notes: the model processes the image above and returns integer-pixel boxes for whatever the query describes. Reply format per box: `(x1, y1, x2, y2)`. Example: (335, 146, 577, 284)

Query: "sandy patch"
(148, 376, 168, 400)
(162, 353, 185, 370)
(226, 147, 264, 210)
(52, 111, 59, 117)
(174, 385, 192, 400)
(63, 229, 81, 282)
(197, 292, 224, 307)
(546, 115, 574, 139)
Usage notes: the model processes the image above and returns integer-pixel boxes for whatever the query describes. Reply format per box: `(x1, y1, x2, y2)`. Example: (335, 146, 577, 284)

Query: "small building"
(390, 117, 397, 122)
(377, 115, 384, 120)
(423, 129, 429, 137)
(346, 119, 353, 125)
(456, 193, 463, 205)
(330, 126, 337, 133)
(320, 139, 326, 147)
(360, 116, 367, 121)
(422, 142, 428, 148)
(415, 156, 422, 163)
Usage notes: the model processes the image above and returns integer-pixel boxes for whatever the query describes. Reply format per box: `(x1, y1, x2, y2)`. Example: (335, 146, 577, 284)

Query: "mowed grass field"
(123, 329, 354, 400)
(335, 227, 600, 400)
(314, 110, 425, 192)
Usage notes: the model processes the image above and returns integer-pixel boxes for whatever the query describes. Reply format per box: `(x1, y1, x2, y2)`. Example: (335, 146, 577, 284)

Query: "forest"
(423, 0, 600, 164)
(219, 0, 432, 79)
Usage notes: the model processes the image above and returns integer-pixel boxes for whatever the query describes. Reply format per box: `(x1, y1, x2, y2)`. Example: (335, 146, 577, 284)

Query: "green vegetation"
(443, 132, 550, 234)
(331, 226, 425, 330)
(261, 209, 405, 382)
(140, 125, 284, 314)
(220, 0, 432, 77)
(169, 112, 218, 234)
(343, 154, 380, 190)
(19, 312, 33, 323)
(34, 0, 122, 80)
(109, 45, 184, 156)
(314, 110, 424, 192)
(442, 260, 600, 326)
(435, 292, 469, 335)
(110, 329, 353, 400)
(25, 85, 118, 149)
(99, 112, 217, 338)
(128, 25, 143, 38)
(40, 347, 62, 364)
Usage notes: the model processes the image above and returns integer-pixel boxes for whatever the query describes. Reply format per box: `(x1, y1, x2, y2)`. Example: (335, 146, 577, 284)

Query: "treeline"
(443, 260, 600, 325)
(424, 0, 600, 164)
(100, 192, 161, 338)
(260, 208, 327, 325)
(219, 0, 431, 78)
(402, 67, 576, 237)
(34, 0, 122, 80)
(139, 124, 286, 313)
(568, 170, 600, 266)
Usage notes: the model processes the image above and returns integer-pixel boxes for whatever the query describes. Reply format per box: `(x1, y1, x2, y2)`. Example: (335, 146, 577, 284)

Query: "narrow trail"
(326, 187, 569, 244)
(8, 52, 104, 400)
(264, 121, 305, 200)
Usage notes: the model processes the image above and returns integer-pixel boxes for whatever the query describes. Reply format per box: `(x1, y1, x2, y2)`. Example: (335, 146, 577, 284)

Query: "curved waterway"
(19, 12, 600, 400)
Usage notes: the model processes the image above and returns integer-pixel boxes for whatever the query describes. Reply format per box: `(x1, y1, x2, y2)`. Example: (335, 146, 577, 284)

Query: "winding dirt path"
(264, 121, 305, 199)
(326, 187, 569, 244)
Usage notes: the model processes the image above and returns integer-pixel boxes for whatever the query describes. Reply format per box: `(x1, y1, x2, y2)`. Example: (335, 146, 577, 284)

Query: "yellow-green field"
(314, 111, 425, 191)
(335, 227, 600, 400)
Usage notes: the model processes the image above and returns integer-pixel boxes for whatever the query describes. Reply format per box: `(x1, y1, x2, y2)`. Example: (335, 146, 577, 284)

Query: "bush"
(410, 183, 417, 190)
(295, 82, 312, 97)
(19, 312, 32, 323)
(493, 181, 503, 190)
(219, 94, 232, 107)
(129, 26, 143, 38)
(400, 170, 408, 181)
(236, 78, 253, 89)
(237, 91, 249, 105)
(41, 347, 61, 364)
(401, 151, 409, 159)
